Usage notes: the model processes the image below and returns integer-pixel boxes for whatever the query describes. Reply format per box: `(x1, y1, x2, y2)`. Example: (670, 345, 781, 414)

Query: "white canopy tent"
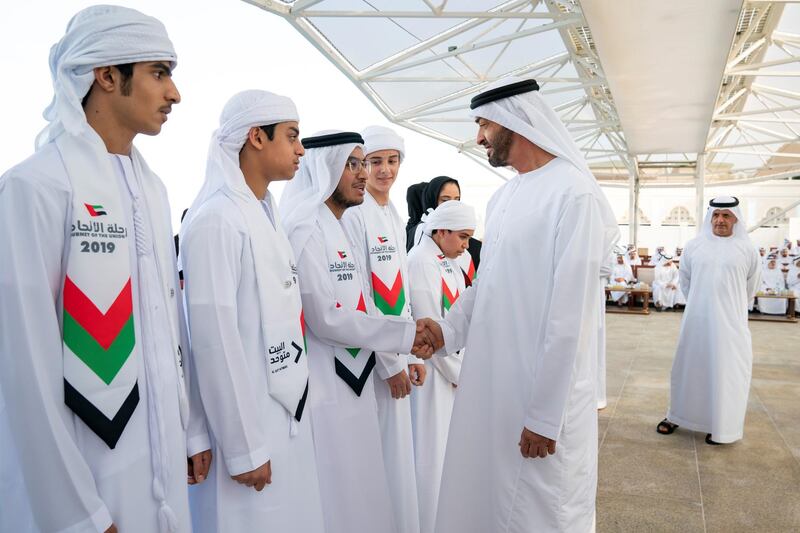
(244, 0, 800, 245)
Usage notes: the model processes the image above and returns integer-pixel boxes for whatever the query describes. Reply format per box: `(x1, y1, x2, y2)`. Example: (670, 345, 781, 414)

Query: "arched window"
(662, 206, 695, 226)
(764, 206, 789, 227)
(619, 207, 651, 226)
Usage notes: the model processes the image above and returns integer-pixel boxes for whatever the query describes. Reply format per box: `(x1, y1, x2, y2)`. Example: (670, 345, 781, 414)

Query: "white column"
(628, 159, 641, 246)
(695, 153, 705, 235)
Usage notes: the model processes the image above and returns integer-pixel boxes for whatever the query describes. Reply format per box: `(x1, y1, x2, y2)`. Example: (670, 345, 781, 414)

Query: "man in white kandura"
(625, 248, 643, 267)
(609, 254, 635, 304)
(657, 196, 761, 445)
(342, 125, 422, 533)
(180, 90, 324, 532)
(279, 131, 435, 533)
(788, 260, 800, 295)
(649, 246, 667, 265)
(652, 258, 681, 311)
(0, 6, 211, 532)
(407, 200, 476, 533)
(427, 77, 619, 532)
(759, 259, 788, 315)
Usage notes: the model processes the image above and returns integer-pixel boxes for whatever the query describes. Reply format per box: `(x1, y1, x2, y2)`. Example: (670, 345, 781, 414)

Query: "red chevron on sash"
(336, 294, 366, 313)
(441, 279, 460, 310)
(63, 276, 132, 350)
(372, 271, 403, 308)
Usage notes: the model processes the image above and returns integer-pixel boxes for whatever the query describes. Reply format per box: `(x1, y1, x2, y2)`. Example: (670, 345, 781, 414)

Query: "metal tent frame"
(245, 0, 800, 243)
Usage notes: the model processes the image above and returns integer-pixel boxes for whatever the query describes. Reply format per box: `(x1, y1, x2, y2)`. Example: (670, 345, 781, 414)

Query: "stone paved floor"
(598, 311, 800, 533)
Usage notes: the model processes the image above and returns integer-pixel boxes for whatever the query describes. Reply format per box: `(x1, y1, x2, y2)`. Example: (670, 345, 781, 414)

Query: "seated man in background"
(653, 258, 680, 311)
(609, 254, 635, 305)
(759, 259, 788, 315)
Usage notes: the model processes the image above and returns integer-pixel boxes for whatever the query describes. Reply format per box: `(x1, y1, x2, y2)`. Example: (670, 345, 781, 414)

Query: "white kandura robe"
(597, 256, 615, 410)
(297, 205, 417, 533)
(407, 235, 466, 533)
(653, 264, 680, 308)
(759, 267, 788, 315)
(435, 158, 618, 533)
(181, 192, 324, 533)
(0, 145, 206, 532)
(667, 234, 761, 443)
(787, 270, 800, 294)
(609, 263, 634, 303)
(343, 191, 420, 533)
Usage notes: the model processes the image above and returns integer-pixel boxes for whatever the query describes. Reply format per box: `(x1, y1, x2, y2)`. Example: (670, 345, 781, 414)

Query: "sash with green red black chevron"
(61, 164, 139, 450)
(333, 293, 376, 396)
(371, 271, 407, 316)
(441, 278, 460, 312)
(62, 275, 139, 449)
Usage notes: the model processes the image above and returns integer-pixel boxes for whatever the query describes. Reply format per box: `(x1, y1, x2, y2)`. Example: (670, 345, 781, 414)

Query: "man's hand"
(231, 460, 272, 491)
(105, 526, 118, 533)
(188, 449, 212, 485)
(519, 427, 556, 459)
(408, 364, 426, 386)
(411, 318, 444, 360)
(385, 369, 412, 399)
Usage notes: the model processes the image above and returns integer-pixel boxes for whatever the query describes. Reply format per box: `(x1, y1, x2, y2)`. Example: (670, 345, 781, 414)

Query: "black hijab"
(405, 182, 428, 251)
(422, 176, 460, 212)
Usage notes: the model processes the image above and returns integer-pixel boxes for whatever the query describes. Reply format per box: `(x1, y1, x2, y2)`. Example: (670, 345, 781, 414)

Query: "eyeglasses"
(345, 157, 369, 174)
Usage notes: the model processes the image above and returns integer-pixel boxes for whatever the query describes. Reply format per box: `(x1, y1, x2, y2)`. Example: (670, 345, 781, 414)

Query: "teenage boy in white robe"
(407, 200, 476, 533)
(0, 6, 210, 532)
(421, 77, 619, 533)
(653, 259, 680, 311)
(657, 197, 761, 445)
(342, 125, 422, 533)
(279, 131, 436, 533)
(180, 90, 324, 532)
(759, 259, 788, 315)
(609, 254, 634, 304)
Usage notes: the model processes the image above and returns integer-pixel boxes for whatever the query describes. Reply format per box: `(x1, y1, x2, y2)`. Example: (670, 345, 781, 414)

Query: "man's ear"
(246, 126, 264, 150)
(93, 66, 118, 94)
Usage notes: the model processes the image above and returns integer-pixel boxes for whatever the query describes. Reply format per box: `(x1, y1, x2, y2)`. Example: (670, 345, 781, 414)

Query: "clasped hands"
(410, 318, 444, 359)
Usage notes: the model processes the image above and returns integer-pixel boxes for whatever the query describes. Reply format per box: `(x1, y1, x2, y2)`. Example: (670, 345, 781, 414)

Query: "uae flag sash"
(456, 251, 476, 287)
(361, 195, 411, 322)
(432, 249, 465, 385)
(232, 192, 309, 422)
(319, 208, 375, 396)
(59, 136, 141, 449)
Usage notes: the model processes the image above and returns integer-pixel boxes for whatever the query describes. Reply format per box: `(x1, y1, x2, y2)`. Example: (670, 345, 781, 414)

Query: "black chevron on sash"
(334, 352, 376, 397)
(64, 379, 139, 449)
(294, 380, 309, 422)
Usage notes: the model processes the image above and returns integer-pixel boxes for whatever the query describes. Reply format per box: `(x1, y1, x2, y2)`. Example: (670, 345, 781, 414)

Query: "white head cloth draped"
(422, 200, 477, 236)
(180, 89, 298, 237)
(279, 130, 363, 255)
(469, 76, 619, 252)
(362, 125, 405, 159)
(700, 196, 752, 245)
(37, 4, 177, 148)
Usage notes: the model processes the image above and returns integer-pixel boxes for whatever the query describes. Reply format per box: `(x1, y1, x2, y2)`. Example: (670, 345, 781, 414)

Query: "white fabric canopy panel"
(244, 0, 800, 189)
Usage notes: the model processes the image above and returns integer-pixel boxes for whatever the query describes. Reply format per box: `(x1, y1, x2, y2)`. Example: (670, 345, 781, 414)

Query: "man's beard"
(330, 184, 363, 209)
(487, 127, 513, 167)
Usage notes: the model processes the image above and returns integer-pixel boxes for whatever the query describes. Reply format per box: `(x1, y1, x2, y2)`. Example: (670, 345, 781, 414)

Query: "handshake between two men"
(410, 318, 444, 359)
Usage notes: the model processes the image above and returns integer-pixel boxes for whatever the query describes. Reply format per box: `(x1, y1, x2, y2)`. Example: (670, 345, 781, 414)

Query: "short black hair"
(81, 62, 135, 107)
(259, 124, 276, 141)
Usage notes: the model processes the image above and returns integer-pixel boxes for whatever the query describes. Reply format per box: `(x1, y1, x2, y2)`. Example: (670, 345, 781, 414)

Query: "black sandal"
(656, 418, 679, 435)
(705, 434, 722, 445)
